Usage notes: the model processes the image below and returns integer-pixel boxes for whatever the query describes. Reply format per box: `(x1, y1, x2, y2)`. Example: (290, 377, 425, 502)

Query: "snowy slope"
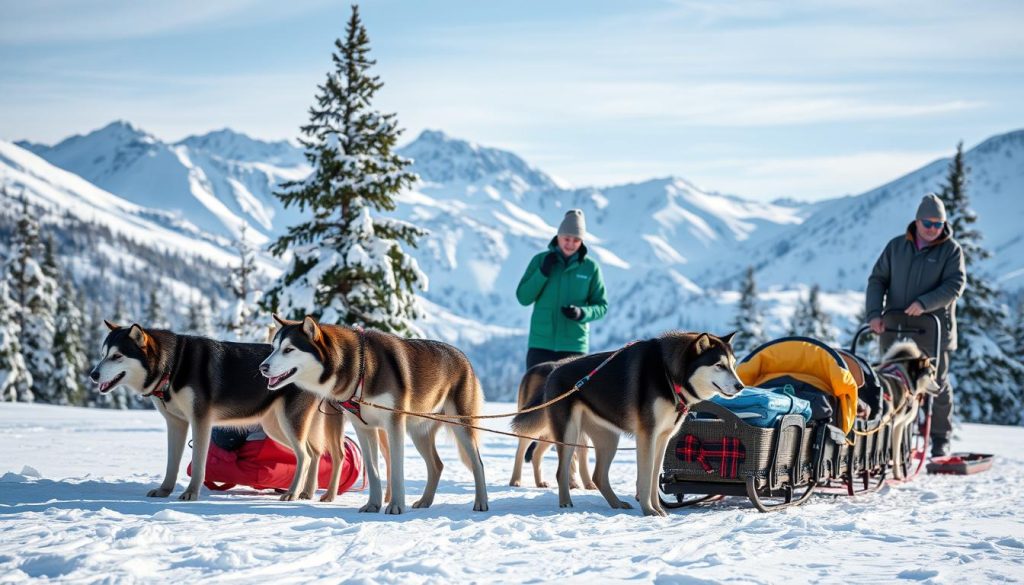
(0, 140, 283, 333)
(15, 123, 1024, 398)
(701, 130, 1024, 292)
(1, 402, 1021, 583)
(391, 130, 808, 329)
(0, 140, 246, 269)
(19, 121, 310, 246)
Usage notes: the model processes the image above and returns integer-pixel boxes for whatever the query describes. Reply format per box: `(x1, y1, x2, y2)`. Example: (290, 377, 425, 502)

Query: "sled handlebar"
(850, 310, 942, 369)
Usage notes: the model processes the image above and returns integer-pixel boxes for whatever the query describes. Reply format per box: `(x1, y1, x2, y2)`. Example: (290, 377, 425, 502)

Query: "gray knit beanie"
(557, 209, 586, 238)
(916, 193, 947, 221)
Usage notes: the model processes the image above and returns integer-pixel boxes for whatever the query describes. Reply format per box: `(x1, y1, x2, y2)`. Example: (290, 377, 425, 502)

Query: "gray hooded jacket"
(866, 222, 966, 350)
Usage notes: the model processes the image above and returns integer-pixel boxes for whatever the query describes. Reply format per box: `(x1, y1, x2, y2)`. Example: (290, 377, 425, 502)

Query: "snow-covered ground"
(1, 402, 1022, 583)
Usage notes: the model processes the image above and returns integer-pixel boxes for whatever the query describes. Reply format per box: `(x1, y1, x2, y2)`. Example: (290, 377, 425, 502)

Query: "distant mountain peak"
(399, 129, 558, 191)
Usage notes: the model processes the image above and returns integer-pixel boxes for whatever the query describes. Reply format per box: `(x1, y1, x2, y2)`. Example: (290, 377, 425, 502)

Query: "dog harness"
(664, 369, 692, 422)
(879, 364, 910, 403)
(336, 325, 368, 425)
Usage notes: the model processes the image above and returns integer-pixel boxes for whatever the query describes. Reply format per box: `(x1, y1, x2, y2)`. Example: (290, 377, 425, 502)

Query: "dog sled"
(659, 313, 940, 512)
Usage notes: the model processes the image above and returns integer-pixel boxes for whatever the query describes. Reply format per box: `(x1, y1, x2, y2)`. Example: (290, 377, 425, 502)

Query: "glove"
(539, 252, 560, 277)
(561, 305, 583, 321)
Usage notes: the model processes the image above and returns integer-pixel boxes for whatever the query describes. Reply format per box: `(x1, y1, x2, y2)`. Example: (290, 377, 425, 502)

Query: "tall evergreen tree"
(730, 266, 767, 357)
(51, 278, 89, 405)
(787, 284, 835, 344)
(186, 295, 216, 338)
(144, 288, 169, 329)
(262, 5, 427, 336)
(5, 201, 56, 402)
(938, 142, 1024, 425)
(0, 280, 33, 402)
(222, 225, 265, 341)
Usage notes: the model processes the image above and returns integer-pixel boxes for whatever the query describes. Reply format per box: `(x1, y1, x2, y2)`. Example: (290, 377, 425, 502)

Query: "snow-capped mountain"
(12, 121, 1024, 398)
(0, 140, 283, 341)
(18, 121, 310, 247)
(701, 130, 1024, 292)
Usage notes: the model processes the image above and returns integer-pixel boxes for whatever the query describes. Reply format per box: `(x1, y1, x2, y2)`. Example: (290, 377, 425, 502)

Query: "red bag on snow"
(187, 436, 363, 494)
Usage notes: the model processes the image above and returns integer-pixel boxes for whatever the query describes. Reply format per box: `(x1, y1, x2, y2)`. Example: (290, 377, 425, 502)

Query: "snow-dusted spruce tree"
(939, 142, 1024, 425)
(144, 288, 170, 329)
(221, 225, 266, 341)
(263, 5, 427, 336)
(729, 266, 767, 357)
(51, 278, 89, 405)
(186, 295, 216, 338)
(5, 201, 56, 402)
(0, 280, 33, 402)
(787, 284, 836, 344)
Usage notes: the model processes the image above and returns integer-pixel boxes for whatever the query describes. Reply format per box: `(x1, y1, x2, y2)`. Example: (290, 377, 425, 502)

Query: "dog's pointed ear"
(273, 313, 299, 328)
(720, 331, 737, 347)
(302, 316, 323, 343)
(127, 323, 149, 347)
(693, 333, 712, 355)
(266, 323, 280, 344)
(104, 320, 121, 331)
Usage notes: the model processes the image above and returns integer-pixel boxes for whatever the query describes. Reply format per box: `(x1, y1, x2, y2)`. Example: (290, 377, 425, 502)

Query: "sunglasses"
(920, 219, 944, 229)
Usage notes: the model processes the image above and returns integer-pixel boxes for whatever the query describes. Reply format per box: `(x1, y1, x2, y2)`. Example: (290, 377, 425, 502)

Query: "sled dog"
(261, 315, 489, 514)
(509, 360, 596, 490)
(878, 340, 941, 479)
(90, 322, 346, 502)
(512, 331, 743, 516)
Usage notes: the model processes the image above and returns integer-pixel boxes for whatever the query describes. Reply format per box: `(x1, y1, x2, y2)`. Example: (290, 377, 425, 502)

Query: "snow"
(1, 401, 1021, 582)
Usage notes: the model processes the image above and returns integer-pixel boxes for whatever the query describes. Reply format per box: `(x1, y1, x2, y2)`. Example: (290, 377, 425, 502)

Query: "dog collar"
(144, 372, 172, 401)
(673, 384, 690, 416)
(664, 368, 691, 421)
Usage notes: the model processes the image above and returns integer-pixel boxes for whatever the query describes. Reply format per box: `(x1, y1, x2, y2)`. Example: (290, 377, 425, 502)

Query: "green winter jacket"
(866, 222, 966, 351)
(516, 238, 608, 353)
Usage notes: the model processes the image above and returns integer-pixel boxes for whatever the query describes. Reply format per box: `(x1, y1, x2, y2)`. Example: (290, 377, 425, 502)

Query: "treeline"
(0, 191, 265, 408)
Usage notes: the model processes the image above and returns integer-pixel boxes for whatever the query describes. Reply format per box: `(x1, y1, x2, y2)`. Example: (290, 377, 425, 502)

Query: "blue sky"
(1, 0, 1022, 201)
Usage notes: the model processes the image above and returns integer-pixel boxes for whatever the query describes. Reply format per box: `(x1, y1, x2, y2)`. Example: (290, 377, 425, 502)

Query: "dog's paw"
(509, 479, 521, 487)
(319, 492, 336, 503)
(384, 502, 406, 515)
(147, 487, 172, 498)
(178, 490, 200, 501)
(614, 500, 634, 510)
(559, 501, 574, 508)
(298, 491, 314, 500)
(569, 480, 581, 490)
(642, 507, 667, 517)
(584, 482, 598, 490)
(536, 481, 549, 488)
(359, 502, 381, 513)
(473, 500, 489, 512)
(412, 498, 433, 509)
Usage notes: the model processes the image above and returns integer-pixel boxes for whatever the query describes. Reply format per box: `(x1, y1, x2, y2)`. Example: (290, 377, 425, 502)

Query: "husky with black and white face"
(513, 331, 743, 517)
(90, 321, 346, 502)
(261, 315, 489, 515)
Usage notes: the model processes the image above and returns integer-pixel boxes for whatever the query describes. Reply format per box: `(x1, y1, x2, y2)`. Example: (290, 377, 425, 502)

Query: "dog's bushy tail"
(449, 373, 484, 471)
(511, 392, 548, 439)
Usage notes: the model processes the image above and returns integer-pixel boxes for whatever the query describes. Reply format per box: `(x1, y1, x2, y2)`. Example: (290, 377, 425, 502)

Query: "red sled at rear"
(188, 436, 363, 495)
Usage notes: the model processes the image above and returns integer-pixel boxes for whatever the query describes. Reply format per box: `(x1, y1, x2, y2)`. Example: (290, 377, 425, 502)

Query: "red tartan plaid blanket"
(675, 434, 746, 479)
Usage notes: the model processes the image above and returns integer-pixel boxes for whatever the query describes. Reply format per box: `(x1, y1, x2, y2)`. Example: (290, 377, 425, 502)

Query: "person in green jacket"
(866, 193, 965, 457)
(516, 209, 608, 370)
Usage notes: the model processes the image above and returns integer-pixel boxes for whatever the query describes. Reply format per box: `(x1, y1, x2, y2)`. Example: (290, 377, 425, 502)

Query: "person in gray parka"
(866, 193, 965, 457)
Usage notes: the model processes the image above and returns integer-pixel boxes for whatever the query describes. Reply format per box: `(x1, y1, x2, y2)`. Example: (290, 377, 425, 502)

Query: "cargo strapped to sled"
(736, 337, 858, 434)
